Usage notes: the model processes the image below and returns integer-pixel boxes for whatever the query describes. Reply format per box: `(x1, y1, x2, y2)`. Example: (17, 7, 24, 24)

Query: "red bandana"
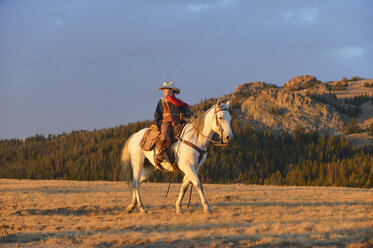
(165, 95, 189, 108)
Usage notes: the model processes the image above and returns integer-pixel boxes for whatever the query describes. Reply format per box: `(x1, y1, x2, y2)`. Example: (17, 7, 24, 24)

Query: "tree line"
(1, 101, 372, 188)
(198, 122, 372, 188)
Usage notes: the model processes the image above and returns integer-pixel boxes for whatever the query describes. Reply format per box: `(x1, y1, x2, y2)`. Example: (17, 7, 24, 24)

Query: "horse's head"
(212, 100, 234, 144)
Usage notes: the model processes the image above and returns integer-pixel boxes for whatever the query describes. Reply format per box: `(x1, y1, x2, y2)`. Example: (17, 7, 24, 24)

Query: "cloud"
(282, 8, 319, 22)
(219, 0, 236, 7)
(187, 3, 210, 12)
(187, 0, 235, 12)
(335, 46, 363, 59)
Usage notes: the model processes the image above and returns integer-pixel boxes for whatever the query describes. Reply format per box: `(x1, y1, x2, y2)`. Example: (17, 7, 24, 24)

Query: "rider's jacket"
(154, 97, 193, 127)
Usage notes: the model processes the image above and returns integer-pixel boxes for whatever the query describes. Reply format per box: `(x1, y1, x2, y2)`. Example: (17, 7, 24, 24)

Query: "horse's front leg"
(194, 180, 212, 214)
(183, 165, 212, 214)
(175, 176, 191, 214)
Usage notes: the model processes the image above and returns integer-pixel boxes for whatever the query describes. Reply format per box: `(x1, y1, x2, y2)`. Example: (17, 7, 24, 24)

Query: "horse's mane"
(190, 106, 214, 134)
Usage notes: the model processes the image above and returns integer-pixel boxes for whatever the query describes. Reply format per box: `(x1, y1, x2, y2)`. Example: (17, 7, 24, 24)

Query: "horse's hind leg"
(132, 157, 147, 213)
(126, 178, 146, 213)
(133, 179, 147, 213)
(125, 151, 147, 214)
(175, 176, 191, 214)
(126, 183, 146, 214)
(126, 189, 137, 213)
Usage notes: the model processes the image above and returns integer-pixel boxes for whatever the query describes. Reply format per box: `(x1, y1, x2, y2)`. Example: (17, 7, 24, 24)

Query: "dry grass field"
(0, 179, 372, 247)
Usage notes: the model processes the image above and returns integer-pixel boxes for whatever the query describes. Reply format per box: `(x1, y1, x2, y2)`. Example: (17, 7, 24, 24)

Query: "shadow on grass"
(0, 186, 125, 194)
(0, 230, 82, 244)
(210, 200, 372, 208)
(14, 205, 126, 216)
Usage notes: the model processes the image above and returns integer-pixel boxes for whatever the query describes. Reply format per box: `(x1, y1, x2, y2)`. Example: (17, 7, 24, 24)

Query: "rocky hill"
(225, 75, 373, 146)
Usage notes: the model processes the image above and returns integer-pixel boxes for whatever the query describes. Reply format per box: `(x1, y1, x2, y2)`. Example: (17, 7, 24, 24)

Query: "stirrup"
(155, 154, 165, 164)
(153, 151, 164, 171)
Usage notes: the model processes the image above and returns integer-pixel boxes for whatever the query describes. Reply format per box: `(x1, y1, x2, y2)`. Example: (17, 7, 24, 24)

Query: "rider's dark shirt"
(154, 98, 193, 127)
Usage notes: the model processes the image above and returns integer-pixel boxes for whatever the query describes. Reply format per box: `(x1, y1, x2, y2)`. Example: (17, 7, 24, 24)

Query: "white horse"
(120, 100, 233, 214)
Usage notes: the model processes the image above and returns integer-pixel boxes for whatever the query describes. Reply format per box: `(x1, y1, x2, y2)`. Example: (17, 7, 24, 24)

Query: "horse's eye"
(219, 117, 223, 120)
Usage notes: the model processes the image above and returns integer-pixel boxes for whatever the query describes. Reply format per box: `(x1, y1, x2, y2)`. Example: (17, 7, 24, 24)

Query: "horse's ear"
(216, 99, 222, 108)
(225, 101, 231, 109)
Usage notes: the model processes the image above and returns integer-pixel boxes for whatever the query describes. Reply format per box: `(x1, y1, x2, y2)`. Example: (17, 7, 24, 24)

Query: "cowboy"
(154, 81, 195, 163)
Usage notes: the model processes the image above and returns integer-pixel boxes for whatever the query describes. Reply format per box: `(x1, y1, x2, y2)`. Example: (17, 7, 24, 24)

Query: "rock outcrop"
(236, 86, 343, 134)
(227, 76, 373, 140)
(283, 75, 320, 90)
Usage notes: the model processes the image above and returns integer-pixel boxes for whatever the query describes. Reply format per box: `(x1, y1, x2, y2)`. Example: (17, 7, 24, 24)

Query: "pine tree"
(345, 118, 360, 134)
(368, 123, 373, 136)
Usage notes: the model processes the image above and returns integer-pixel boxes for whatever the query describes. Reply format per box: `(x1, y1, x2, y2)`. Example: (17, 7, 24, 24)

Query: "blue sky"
(1, 0, 372, 139)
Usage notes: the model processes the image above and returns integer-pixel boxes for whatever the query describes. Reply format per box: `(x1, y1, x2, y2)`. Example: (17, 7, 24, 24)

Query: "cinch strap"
(180, 139, 207, 165)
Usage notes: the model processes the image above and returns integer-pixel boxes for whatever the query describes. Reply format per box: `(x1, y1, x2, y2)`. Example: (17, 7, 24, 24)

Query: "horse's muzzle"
(223, 135, 233, 144)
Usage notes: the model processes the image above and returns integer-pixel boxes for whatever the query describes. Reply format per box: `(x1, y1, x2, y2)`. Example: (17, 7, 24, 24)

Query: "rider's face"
(163, 89, 174, 97)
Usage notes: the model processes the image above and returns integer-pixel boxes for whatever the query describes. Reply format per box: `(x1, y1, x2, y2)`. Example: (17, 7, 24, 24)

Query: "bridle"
(189, 106, 230, 147)
(212, 107, 230, 146)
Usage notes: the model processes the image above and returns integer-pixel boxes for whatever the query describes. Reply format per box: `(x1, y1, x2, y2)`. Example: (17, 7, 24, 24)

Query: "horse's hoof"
(126, 205, 134, 213)
(176, 208, 184, 214)
(140, 208, 148, 214)
(204, 208, 213, 214)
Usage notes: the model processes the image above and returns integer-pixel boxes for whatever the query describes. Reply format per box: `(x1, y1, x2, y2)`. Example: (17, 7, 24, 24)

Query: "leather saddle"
(140, 122, 187, 152)
(140, 128, 160, 151)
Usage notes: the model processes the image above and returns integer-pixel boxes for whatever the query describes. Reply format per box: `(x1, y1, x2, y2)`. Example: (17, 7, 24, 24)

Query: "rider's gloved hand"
(187, 110, 196, 119)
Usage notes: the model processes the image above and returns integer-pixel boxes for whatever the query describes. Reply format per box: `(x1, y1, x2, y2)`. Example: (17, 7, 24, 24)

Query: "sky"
(1, 0, 372, 140)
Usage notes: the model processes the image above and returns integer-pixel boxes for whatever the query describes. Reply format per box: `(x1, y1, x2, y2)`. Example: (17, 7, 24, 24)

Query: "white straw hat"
(157, 81, 180, 94)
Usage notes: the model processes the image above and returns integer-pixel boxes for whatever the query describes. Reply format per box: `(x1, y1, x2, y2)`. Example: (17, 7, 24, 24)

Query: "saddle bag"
(140, 129, 160, 151)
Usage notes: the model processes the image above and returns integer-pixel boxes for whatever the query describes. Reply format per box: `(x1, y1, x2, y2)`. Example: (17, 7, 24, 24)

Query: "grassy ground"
(0, 179, 372, 247)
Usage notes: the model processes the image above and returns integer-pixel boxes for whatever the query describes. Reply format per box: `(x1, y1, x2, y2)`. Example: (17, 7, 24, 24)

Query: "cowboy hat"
(157, 81, 180, 94)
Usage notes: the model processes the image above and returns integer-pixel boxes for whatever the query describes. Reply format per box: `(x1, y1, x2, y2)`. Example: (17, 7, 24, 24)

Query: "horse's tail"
(120, 134, 134, 184)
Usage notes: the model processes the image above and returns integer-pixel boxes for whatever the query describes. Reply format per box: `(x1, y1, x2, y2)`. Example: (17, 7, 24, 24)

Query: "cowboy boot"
(154, 146, 166, 164)
(166, 146, 175, 164)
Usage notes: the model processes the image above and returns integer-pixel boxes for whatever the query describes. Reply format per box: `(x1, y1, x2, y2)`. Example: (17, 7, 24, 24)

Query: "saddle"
(140, 127, 160, 151)
(140, 122, 187, 152)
